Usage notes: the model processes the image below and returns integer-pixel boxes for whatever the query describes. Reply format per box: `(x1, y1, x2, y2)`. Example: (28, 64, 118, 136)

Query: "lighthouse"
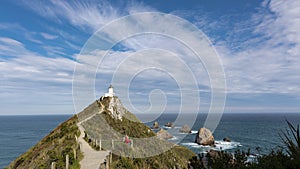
(104, 84, 114, 97)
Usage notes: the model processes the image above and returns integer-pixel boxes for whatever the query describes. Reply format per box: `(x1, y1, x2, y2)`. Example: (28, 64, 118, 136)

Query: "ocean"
(0, 113, 299, 168)
(0, 115, 71, 168)
(138, 113, 300, 156)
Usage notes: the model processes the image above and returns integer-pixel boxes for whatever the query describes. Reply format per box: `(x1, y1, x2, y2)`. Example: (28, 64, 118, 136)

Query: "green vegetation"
(82, 110, 197, 169)
(6, 115, 82, 169)
(101, 111, 156, 138)
(8, 94, 299, 169)
(111, 146, 195, 169)
(81, 97, 197, 169)
(280, 121, 300, 162)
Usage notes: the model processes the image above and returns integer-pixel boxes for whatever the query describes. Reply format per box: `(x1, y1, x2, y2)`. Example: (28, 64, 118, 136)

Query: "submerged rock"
(223, 137, 231, 142)
(195, 128, 214, 146)
(157, 129, 173, 140)
(179, 125, 192, 133)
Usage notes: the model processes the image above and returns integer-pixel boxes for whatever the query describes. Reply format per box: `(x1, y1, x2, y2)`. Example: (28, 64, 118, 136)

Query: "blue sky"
(0, 0, 300, 115)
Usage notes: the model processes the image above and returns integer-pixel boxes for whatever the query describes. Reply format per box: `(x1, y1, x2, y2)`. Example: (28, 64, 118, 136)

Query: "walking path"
(77, 123, 110, 169)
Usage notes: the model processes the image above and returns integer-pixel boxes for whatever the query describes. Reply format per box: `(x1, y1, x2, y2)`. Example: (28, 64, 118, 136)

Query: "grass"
(280, 120, 300, 160)
(110, 146, 195, 169)
(6, 115, 82, 169)
(81, 97, 197, 168)
(7, 96, 197, 169)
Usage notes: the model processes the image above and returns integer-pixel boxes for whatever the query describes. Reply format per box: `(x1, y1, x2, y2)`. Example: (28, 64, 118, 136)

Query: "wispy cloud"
(0, 37, 34, 58)
(2, 0, 300, 114)
(0, 37, 77, 114)
(20, 0, 155, 32)
(40, 32, 58, 40)
(168, 0, 300, 112)
(206, 0, 300, 96)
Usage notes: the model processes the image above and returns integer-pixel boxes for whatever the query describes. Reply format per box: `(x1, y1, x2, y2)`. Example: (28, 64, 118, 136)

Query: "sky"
(0, 0, 300, 115)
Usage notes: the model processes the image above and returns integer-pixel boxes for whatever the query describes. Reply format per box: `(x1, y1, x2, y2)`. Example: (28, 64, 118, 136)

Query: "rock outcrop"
(223, 137, 231, 142)
(195, 128, 214, 146)
(99, 96, 126, 121)
(180, 125, 192, 133)
(164, 122, 174, 128)
(152, 121, 160, 129)
(157, 129, 173, 140)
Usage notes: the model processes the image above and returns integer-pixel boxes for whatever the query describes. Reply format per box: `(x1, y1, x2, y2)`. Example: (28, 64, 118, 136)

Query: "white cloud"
(20, 0, 156, 32)
(0, 23, 25, 31)
(3, 0, 299, 114)
(0, 37, 78, 114)
(0, 37, 23, 46)
(72, 13, 227, 115)
(168, 1, 300, 113)
(213, 0, 300, 96)
(40, 32, 58, 40)
(0, 37, 33, 57)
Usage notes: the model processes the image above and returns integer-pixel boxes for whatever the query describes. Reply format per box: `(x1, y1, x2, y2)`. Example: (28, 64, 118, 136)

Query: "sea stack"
(152, 121, 160, 129)
(180, 125, 192, 133)
(195, 127, 214, 146)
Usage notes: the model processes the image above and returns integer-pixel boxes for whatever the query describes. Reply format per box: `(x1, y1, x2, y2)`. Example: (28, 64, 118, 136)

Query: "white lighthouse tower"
(104, 84, 114, 97)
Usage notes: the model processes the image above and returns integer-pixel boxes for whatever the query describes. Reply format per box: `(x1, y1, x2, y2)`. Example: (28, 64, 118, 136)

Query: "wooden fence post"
(99, 139, 102, 150)
(51, 162, 56, 169)
(73, 148, 77, 160)
(79, 142, 82, 150)
(66, 154, 69, 169)
(112, 139, 114, 149)
(105, 158, 109, 169)
(110, 151, 112, 164)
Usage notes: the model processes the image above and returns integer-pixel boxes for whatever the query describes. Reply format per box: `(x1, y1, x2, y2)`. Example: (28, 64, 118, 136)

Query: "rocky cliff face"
(101, 96, 126, 121)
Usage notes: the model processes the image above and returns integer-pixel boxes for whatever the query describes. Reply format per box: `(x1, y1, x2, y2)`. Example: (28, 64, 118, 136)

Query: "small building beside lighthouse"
(104, 84, 114, 97)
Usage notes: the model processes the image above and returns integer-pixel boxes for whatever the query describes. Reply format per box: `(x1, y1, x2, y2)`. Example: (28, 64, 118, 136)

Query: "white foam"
(181, 140, 242, 151)
(212, 140, 242, 151)
(181, 142, 202, 148)
(181, 142, 198, 146)
(215, 141, 231, 145)
(168, 136, 178, 140)
(162, 126, 181, 129)
(178, 130, 197, 134)
(191, 130, 198, 134)
(163, 126, 172, 129)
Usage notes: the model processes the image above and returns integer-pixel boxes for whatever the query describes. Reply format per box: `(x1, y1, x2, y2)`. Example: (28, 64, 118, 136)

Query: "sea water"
(0, 113, 299, 168)
(137, 113, 300, 155)
(0, 115, 71, 168)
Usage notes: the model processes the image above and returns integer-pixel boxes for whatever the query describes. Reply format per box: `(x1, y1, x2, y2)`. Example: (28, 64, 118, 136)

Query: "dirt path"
(77, 123, 110, 169)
